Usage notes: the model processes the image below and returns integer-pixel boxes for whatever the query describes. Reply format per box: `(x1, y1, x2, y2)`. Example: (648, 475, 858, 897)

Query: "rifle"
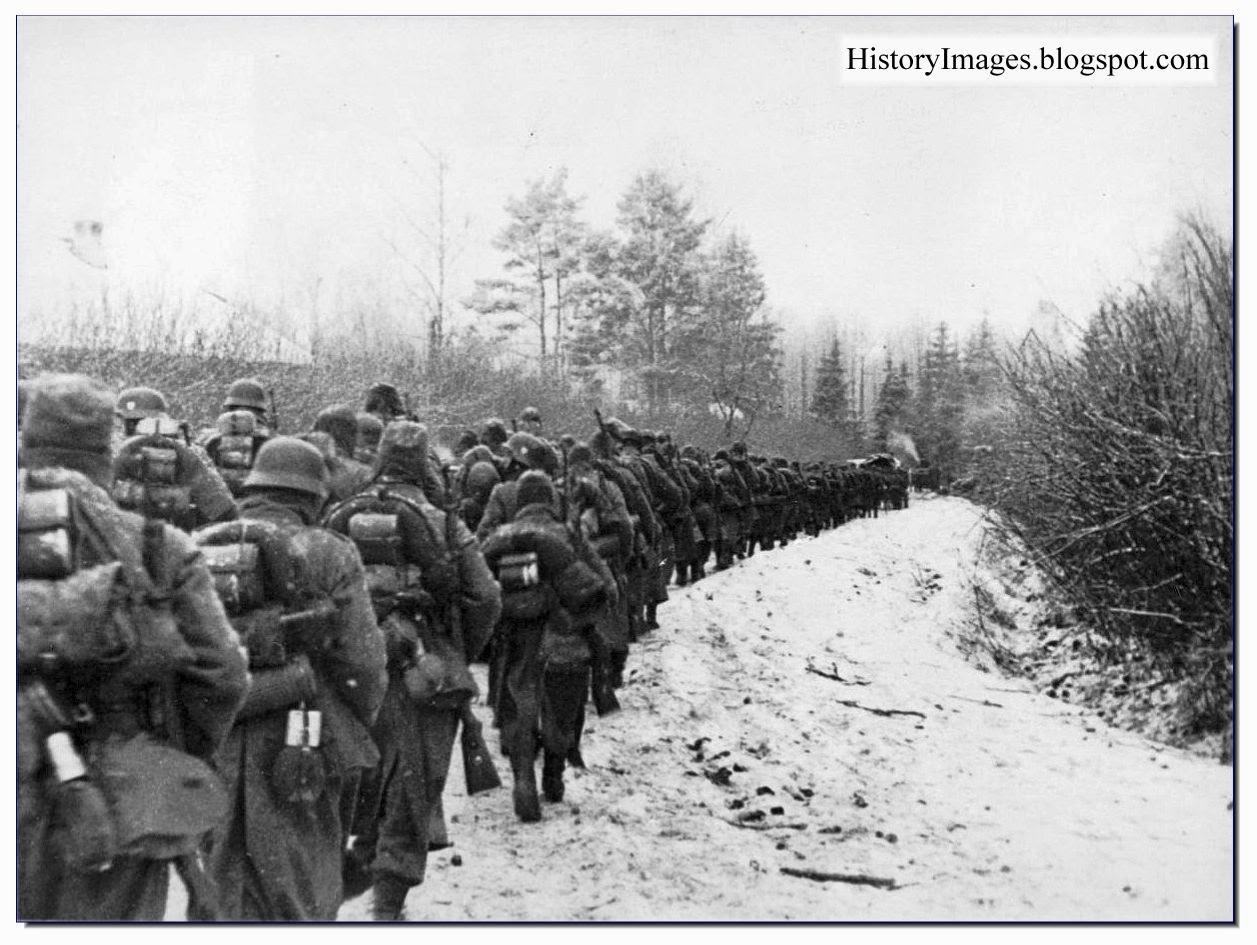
(442, 464, 501, 795)
(267, 388, 280, 434)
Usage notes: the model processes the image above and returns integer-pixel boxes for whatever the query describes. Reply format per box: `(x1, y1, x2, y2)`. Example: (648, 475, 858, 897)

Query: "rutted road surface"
(282, 495, 1235, 920)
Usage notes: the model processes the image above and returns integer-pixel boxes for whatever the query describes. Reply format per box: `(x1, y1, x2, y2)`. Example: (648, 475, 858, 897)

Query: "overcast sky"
(17, 14, 1233, 350)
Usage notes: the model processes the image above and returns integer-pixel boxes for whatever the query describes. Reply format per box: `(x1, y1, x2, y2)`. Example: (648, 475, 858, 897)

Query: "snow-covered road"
(177, 493, 1231, 921)
(357, 494, 1233, 922)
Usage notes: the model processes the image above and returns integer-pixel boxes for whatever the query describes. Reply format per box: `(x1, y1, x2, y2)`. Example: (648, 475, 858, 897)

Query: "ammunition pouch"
(402, 647, 478, 710)
(539, 620, 592, 672)
(499, 586, 555, 622)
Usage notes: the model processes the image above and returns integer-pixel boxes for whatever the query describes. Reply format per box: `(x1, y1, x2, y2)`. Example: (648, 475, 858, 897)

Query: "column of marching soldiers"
(16, 373, 912, 922)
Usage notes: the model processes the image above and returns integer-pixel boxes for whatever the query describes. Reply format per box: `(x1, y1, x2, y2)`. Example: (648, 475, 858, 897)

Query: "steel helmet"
(115, 386, 169, 420)
(222, 378, 268, 412)
(242, 436, 329, 499)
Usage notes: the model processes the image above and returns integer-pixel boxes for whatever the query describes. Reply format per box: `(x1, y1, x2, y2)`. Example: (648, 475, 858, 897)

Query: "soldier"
(203, 379, 273, 497)
(565, 441, 632, 713)
(728, 443, 760, 558)
(474, 432, 560, 541)
(604, 420, 681, 631)
(111, 386, 238, 530)
(680, 445, 721, 581)
(356, 413, 385, 466)
(196, 437, 388, 920)
(711, 449, 747, 570)
(113, 385, 171, 442)
(364, 381, 407, 423)
(18, 374, 248, 920)
(456, 444, 502, 533)
(517, 406, 543, 437)
(479, 418, 511, 464)
(313, 404, 373, 504)
(644, 431, 699, 588)
(480, 471, 613, 821)
(589, 424, 658, 661)
(325, 421, 501, 921)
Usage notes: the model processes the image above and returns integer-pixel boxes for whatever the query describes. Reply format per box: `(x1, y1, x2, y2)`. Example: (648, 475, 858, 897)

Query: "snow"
(176, 493, 1236, 921)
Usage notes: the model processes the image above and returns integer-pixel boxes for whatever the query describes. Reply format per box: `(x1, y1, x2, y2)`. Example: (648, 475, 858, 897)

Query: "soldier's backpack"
(112, 432, 198, 530)
(322, 486, 473, 709)
(211, 410, 265, 496)
(322, 485, 458, 615)
(195, 519, 307, 670)
(17, 470, 226, 868)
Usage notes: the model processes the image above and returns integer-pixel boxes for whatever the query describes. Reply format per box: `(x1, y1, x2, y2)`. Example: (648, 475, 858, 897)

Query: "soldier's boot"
(674, 562, 688, 587)
(691, 558, 706, 581)
(371, 872, 411, 921)
(645, 603, 660, 632)
(510, 728, 545, 824)
(542, 751, 565, 803)
(512, 759, 542, 823)
(713, 539, 729, 570)
(609, 649, 628, 689)
(343, 840, 376, 901)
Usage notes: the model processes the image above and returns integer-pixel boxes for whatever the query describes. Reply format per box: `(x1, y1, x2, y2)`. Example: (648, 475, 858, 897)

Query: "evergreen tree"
(962, 316, 1002, 401)
(810, 337, 849, 425)
(873, 353, 911, 451)
(613, 170, 709, 408)
(914, 321, 965, 474)
(674, 231, 781, 436)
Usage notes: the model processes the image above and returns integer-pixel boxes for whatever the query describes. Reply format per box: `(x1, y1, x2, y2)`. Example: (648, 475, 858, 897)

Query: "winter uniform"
(480, 472, 613, 822)
(327, 422, 501, 920)
(197, 437, 388, 921)
(18, 375, 248, 921)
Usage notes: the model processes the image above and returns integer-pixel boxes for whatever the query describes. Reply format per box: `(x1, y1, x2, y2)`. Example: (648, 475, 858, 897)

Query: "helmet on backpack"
(243, 437, 329, 500)
(222, 378, 267, 412)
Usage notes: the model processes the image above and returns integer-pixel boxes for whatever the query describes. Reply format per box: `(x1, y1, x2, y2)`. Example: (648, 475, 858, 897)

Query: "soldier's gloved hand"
(235, 604, 288, 669)
(380, 611, 419, 665)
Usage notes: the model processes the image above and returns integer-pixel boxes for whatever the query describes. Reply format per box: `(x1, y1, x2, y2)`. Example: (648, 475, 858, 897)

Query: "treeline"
(465, 168, 781, 439)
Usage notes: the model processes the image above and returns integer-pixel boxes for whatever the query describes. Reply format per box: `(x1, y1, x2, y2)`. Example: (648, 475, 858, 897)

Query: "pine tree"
(810, 337, 849, 425)
(674, 231, 781, 436)
(873, 353, 911, 451)
(914, 321, 965, 474)
(613, 170, 709, 409)
(962, 316, 1002, 401)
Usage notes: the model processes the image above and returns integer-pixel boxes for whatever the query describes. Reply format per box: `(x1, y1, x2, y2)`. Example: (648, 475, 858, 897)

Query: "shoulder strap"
(142, 519, 172, 599)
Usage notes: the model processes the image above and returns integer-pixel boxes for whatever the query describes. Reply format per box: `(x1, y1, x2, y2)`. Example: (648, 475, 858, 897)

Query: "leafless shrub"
(979, 216, 1232, 742)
